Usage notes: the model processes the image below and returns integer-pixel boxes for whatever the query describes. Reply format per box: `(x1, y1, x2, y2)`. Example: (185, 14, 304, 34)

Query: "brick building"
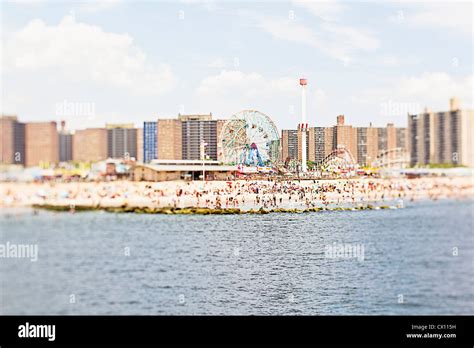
(157, 119, 182, 160)
(73, 128, 108, 162)
(408, 98, 474, 167)
(25, 122, 58, 167)
(0, 115, 25, 165)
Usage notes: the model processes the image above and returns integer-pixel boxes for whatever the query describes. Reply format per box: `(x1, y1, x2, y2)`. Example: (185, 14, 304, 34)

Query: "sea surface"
(1, 199, 473, 315)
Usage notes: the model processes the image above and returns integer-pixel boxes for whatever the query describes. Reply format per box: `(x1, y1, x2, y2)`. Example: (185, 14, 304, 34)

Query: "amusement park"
(217, 78, 410, 180)
(3, 77, 464, 184)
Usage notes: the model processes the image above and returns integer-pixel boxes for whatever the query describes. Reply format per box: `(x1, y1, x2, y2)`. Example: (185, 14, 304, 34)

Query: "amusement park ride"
(299, 78, 308, 173)
(219, 79, 409, 177)
(240, 143, 264, 167)
(219, 78, 309, 175)
(219, 110, 280, 173)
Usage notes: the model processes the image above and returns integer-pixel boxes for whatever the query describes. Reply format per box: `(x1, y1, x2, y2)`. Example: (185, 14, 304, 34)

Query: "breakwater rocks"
(32, 204, 396, 215)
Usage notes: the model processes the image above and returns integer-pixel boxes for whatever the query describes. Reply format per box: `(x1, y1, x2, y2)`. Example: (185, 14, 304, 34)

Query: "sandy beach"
(1, 177, 473, 212)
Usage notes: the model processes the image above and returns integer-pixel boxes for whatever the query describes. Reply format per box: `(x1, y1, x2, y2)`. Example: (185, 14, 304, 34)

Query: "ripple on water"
(0, 199, 473, 314)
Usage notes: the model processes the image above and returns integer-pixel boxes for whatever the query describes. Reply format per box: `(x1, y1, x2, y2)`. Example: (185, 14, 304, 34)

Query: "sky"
(1, 0, 473, 131)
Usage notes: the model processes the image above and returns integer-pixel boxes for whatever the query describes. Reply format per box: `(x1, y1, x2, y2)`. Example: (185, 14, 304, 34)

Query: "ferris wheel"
(219, 110, 280, 166)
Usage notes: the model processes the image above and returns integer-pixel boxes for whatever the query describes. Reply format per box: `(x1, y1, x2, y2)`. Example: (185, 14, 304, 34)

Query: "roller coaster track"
(372, 147, 409, 168)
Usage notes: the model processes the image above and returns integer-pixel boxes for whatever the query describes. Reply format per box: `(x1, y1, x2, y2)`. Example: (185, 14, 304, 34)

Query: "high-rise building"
(308, 127, 333, 163)
(136, 127, 144, 163)
(0, 115, 25, 165)
(386, 123, 396, 150)
(282, 115, 408, 167)
(353, 123, 409, 166)
(408, 98, 474, 167)
(281, 129, 299, 161)
(178, 114, 213, 122)
(106, 124, 137, 160)
(58, 121, 73, 162)
(157, 119, 182, 160)
(73, 128, 108, 162)
(356, 126, 378, 166)
(408, 109, 434, 165)
(297, 127, 310, 163)
(143, 121, 157, 163)
(58, 133, 73, 162)
(396, 127, 407, 150)
(377, 127, 388, 153)
(180, 114, 218, 161)
(333, 115, 358, 160)
(25, 122, 58, 167)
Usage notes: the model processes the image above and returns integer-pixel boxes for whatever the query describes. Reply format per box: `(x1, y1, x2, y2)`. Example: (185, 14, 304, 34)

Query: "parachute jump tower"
(300, 78, 308, 173)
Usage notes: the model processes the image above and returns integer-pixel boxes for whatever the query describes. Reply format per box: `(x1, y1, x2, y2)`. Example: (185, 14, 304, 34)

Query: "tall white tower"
(300, 78, 308, 173)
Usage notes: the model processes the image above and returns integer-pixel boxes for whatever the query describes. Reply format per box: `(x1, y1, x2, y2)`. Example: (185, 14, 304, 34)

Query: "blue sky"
(1, 0, 472, 131)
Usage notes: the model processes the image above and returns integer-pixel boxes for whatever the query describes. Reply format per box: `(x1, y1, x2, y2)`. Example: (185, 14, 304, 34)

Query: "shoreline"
(1, 177, 473, 214)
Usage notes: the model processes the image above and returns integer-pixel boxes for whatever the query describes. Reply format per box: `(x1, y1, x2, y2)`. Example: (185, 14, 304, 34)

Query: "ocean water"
(1, 199, 473, 315)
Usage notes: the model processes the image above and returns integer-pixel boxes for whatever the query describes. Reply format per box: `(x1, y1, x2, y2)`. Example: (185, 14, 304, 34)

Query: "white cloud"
(351, 72, 473, 114)
(257, 16, 378, 63)
(320, 22, 378, 51)
(314, 88, 327, 103)
(5, 0, 44, 4)
(207, 57, 227, 69)
(258, 16, 321, 48)
(9, 0, 121, 11)
(179, 0, 217, 12)
(292, 0, 346, 22)
(194, 70, 328, 128)
(387, 2, 472, 35)
(395, 73, 473, 105)
(78, 0, 121, 13)
(3, 15, 176, 96)
(378, 55, 420, 67)
(407, 3, 472, 35)
(196, 70, 300, 98)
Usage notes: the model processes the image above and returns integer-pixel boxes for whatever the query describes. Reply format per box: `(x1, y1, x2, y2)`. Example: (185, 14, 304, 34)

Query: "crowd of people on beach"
(1, 176, 473, 211)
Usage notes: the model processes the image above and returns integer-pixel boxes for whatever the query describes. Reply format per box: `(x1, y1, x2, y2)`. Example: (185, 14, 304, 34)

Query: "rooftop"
(137, 163, 238, 172)
(150, 159, 221, 165)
